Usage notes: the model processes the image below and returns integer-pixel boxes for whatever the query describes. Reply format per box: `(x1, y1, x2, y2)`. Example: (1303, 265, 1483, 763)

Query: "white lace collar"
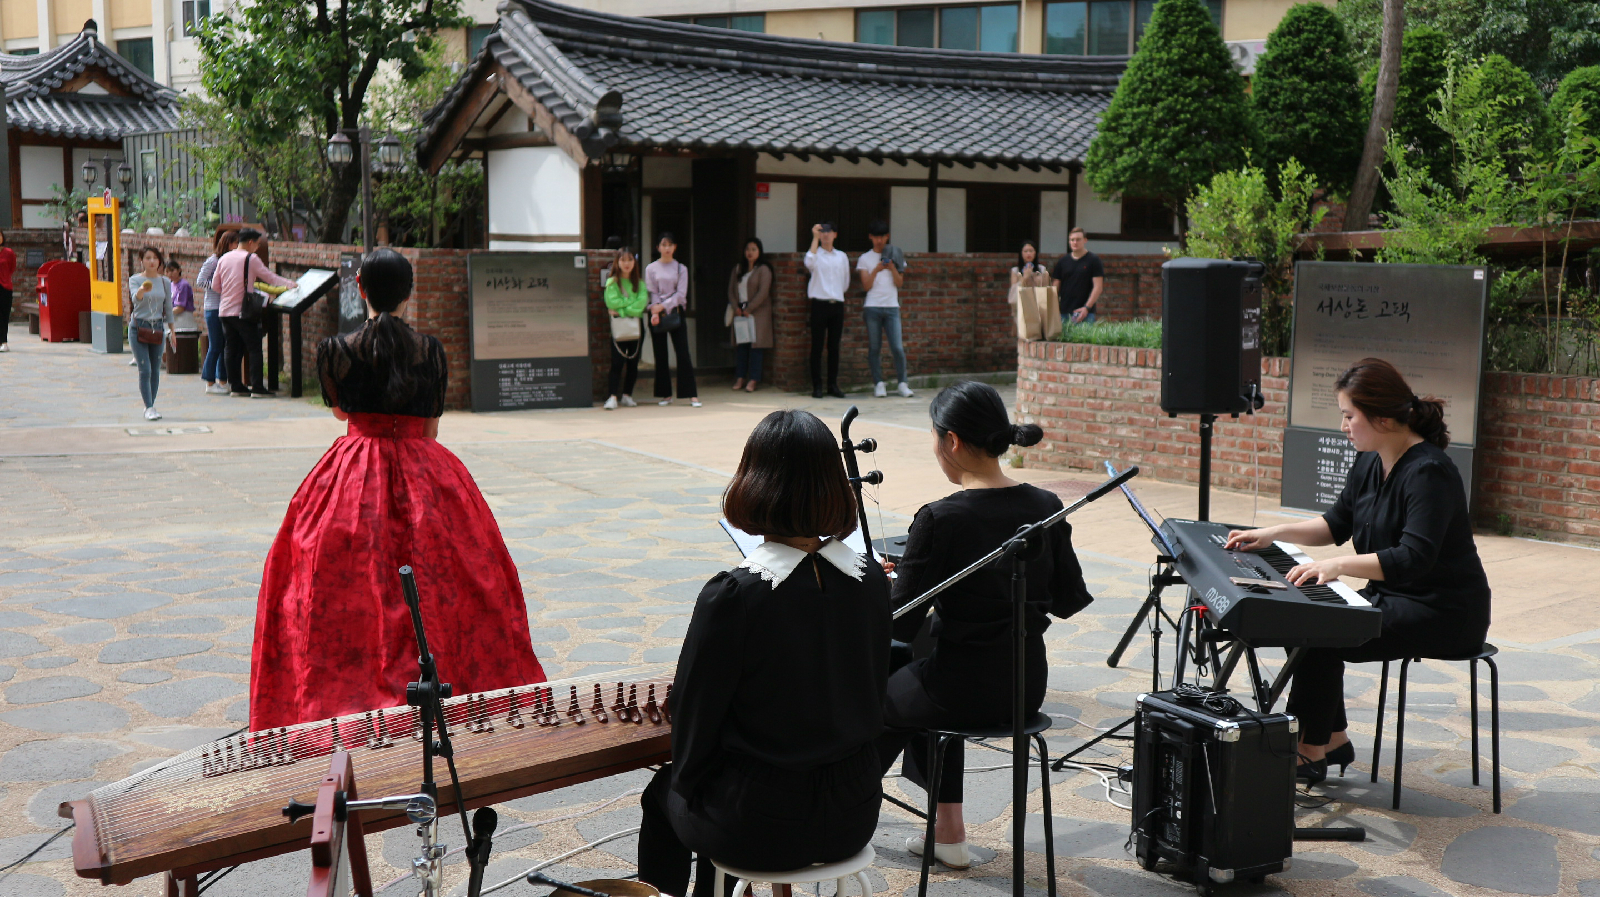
(738, 539, 866, 588)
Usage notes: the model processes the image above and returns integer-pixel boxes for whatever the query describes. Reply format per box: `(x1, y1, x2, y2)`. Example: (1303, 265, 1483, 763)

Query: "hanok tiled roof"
(2, 22, 183, 141)
(421, 0, 1125, 169)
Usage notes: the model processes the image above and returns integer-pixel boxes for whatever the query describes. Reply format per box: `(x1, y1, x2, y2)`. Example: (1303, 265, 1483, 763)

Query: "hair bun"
(1012, 423, 1044, 448)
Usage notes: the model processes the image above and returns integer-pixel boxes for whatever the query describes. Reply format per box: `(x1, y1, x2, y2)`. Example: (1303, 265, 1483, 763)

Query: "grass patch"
(1053, 319, 1162, 349)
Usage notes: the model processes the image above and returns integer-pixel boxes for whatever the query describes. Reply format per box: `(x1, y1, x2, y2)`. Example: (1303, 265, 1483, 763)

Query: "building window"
(1120, 196, 1175, 236)
(181, 0, 211, 37)
(668, 14, 765, 32)
(966, 186, 1039, 252)
(469, 25, 494, 58)
(856, 5, 1017, 51)
(1044, 0, 1219, 54)
(117, 38, 155, 79)
(797, 182, 889, 253)
(10, 47, 38, 55)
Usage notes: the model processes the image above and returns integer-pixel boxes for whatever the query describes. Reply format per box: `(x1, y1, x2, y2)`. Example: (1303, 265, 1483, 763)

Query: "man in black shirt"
(1050, 227, 1104, 325)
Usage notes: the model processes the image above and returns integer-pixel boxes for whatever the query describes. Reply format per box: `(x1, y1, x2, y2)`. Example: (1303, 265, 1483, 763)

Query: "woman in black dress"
(877, 381, 1094, 869)
(1226, 357, 1491, 783)
(638, 410, 891, 897)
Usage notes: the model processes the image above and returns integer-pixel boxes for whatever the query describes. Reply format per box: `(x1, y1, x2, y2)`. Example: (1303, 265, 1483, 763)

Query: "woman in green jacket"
(604, 246, 648, 410)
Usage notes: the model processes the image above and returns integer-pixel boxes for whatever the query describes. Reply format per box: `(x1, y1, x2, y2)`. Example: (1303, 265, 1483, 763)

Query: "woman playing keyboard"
(1226, 357, 1490, 783)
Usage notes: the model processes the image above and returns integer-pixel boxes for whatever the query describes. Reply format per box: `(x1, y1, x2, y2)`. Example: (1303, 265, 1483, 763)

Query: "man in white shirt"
(804, 221, 851, 398)
(857, 219, 912, 398)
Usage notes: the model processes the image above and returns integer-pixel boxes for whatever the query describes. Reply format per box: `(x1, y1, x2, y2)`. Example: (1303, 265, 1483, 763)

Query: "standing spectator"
(857, 220, 912, 398)
(604, 245, 647, 410)
(1009, 240, 1050, 302)
(0, 231, 15, 353)
(127, 247, 174, 420)
(645, 232, 699, 407)
(197, 230, 238, 395)
(215, 228, 294, 397)
(167, 259, 197, 333)
(1050, 227, 1104, 325)
(804, 221, 850, 398)
(727, 237, 773, 393)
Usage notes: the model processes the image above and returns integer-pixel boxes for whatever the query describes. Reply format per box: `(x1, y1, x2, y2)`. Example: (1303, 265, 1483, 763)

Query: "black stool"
(905, 713, 1057, 897)
(1371, 643, 1501, 813)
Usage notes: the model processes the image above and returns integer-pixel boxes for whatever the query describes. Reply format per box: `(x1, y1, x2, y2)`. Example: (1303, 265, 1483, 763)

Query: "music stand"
(1101, 462, 1183, 690)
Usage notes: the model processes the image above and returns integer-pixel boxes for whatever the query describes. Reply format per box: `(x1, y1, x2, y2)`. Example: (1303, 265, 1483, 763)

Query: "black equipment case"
(1132, 690, 1296, 894)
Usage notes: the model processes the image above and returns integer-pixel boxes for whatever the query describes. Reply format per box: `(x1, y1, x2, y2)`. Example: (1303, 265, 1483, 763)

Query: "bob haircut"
(723, 409, 858, 540)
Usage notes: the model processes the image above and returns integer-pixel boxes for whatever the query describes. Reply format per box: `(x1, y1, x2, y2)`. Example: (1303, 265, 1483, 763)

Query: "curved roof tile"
(2, 24, 182, 141)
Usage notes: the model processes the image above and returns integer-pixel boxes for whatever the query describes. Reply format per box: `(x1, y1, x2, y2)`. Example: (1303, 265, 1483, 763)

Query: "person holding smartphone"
(804, 221, 851, 398)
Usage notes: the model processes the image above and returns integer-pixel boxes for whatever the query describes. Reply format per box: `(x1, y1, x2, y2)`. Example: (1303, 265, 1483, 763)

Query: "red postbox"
(37, 260, 91, 342)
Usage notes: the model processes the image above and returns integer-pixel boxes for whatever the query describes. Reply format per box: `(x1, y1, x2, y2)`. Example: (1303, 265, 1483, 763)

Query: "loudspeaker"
(1160, 258, 1264, 416)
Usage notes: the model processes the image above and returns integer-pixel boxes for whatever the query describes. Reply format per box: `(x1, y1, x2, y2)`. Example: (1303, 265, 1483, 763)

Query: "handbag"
(241, 291, 267, 322)
(652, 310, 683, 333)
(135, 325, 163, 345)
(610, 315, 642, 341)
(733, 315, 757, 345)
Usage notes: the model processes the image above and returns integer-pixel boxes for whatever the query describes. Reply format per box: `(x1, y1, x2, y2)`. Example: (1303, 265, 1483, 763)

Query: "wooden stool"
(1371, 643, 1501, 813)
(712, 844, 876, 897)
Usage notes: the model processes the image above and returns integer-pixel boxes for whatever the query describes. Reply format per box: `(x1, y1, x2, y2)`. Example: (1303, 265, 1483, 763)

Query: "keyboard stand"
(1105, 555, 1183, 693)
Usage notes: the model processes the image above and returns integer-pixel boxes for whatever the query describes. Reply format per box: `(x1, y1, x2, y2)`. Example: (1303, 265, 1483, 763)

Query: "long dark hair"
(723, 410, 858, 539)
(610, 245, 642, 291)
(358, 248, 421, 409)
(214, 230, 239, 256)
(1334, 357, 1449, 448)
(1015, 240, 1043, 273)
(738, 237, 771, 275)
(930, 380, 1044, 457)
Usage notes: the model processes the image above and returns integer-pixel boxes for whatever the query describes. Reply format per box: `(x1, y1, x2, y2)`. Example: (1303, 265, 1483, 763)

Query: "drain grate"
(124, 425, 214, 436)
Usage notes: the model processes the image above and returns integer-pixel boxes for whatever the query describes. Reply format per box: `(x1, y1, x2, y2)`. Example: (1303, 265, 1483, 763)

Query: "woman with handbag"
(1008, 241, 1055, 341)
(727, 237, 773, 393)
(645, 232, 700, 407)
(127, 247, 175, 420)
(604, 246, 647, 410)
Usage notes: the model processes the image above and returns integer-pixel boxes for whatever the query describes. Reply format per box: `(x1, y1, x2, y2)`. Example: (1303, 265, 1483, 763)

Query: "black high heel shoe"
(1296, 758, 1328, 785)
(1326, 742, 1355, 776)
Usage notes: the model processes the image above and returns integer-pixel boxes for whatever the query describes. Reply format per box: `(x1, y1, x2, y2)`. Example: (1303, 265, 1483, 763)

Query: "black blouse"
(1323, 441, 1490, 634)
(669, 543, 892, 803)
(316, 317, 448, 418)
(891, 484, 1093, 698)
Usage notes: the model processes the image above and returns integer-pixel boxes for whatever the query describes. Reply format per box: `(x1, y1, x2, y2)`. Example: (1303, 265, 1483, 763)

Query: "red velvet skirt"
(249, 413, 546, 731)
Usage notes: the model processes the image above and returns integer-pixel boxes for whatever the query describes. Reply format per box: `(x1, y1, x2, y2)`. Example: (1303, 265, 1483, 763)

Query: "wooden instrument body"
(63, 668, 674, 887)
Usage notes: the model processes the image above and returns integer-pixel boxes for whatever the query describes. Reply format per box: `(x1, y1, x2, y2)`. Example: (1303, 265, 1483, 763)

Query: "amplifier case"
(1131, 691, 1296, 891)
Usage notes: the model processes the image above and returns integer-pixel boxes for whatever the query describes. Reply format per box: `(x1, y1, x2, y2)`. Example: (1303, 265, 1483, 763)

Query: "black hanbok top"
(316, 317, 448, 418)
(1323, 441, 1490, 637)
(891, 484, 1093, 713)
(669, 540, 891, 803)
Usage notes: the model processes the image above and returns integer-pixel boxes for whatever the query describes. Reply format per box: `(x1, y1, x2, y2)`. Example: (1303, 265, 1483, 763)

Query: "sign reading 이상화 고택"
(1282, 262, 1487, 512)
(468, 252, 592, 411)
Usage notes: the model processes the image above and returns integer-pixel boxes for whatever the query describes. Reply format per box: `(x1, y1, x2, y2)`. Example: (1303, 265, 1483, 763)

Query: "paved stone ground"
(2, 338, 1600, 897)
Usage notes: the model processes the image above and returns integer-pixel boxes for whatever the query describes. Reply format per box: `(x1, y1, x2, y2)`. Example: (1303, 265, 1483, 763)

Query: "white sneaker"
(144, 407, 159, 420)
(690, 398, 702, 407)
(907, 836, 971, 870)
(658, 398, 674, 406)
(603, 396, 618, 410)
(898, 382, 915, 398)
(0, 343, 9, 352)
(620, 395, 637, 407)
(874, 381, 887, 398)
(128, 357, 138, 366)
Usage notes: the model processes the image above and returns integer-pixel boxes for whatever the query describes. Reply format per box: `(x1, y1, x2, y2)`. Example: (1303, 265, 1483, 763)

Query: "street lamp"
(376, 134, 403, 171)
(81, 160, 97, 188)
(326, 131, 354, 167)
(117, 162, 133, 191)
(326, 127, 389, 253)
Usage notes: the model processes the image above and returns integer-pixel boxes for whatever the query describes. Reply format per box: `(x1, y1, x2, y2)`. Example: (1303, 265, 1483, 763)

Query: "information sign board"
(271, 268, 338, 310)
(1282, 262, 1488, 512)
(467, 252, 591, 411)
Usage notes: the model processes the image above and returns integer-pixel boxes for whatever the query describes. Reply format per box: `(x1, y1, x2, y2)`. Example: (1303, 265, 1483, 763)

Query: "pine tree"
(1251, 3, 1364, 195)
(1550, 66, 1600, 141)
(1084, 0, 1255, 232)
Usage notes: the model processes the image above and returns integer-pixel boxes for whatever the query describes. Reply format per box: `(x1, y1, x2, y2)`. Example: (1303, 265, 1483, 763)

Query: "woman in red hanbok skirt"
(249, 249, 545, 732)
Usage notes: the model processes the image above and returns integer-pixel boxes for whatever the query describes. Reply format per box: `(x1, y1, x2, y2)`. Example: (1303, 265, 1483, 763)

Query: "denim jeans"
(1062, 309, 1097, 327)
(862, 306, 907, 384)
(131, 319, 164, 408)
(735, 344, 764, 381)
(202, 309, 227, 382)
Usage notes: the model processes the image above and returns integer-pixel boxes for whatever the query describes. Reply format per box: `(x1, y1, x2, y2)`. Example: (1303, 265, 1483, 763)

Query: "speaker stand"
(1197, 413, 1215, 522)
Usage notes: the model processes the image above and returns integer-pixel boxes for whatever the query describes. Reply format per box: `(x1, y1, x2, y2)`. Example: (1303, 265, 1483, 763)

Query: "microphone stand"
(399, 566, 486, 897)
(892, 467, 1138, 897)
(839, 406, 883, 563)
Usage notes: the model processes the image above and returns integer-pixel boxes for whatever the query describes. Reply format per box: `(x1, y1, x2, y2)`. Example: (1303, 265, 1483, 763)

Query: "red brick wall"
(4, 229, 78, 317)
(1016, 341, 1600, 545)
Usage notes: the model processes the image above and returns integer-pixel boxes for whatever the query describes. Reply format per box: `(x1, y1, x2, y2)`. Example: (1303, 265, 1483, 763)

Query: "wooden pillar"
(1067, 165, 1079, 233)
(927, 160, 939, 253)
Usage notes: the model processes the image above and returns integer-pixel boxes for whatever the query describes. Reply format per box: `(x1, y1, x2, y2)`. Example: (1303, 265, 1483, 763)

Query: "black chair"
(1370, 643, 1501, 813)
(900, 713, 1058, 897)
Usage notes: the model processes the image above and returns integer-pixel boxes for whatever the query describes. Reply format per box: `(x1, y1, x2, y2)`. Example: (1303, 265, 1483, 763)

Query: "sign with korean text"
(1281, 261, 1487, 512)
(467, 252, 591, 411)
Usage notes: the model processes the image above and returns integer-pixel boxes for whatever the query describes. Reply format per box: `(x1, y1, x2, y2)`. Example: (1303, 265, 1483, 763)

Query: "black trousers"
(651, 323, 697, 399)
(637, 749, 880, 897)
(0, 286, 11, 345)
(221, 315, 264, 393)
(1287, 603, 1486, 745)
(809, 300, 844, 390)
(609, 339, 640, 397)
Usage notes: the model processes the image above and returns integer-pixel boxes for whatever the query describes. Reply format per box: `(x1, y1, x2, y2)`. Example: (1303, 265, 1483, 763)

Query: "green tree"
(1251, 4, 1364, 195)
(1459, 54, 1556, 168)
(1550, 66, 1600, 140)
(1084, 0, 1254, 236)
(1179, 158, 1326, 355)
(196, 0, 468, 243)
(1360, 26, 1453, 201)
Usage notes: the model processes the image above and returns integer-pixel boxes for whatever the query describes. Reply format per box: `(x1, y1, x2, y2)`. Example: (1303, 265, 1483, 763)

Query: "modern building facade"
(0, 0, 213, 90)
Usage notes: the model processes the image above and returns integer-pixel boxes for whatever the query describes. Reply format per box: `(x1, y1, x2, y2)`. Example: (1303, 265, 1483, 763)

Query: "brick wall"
(3, 229, 78, 317)
(1015, 341, 1600, 545)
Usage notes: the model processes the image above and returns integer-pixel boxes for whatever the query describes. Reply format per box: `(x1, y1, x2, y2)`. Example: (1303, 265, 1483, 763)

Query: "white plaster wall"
(1076, 184, 1121, 234)
(643, 156, 692, 189)
(486, 146, 581, 251)
(936, 187, 965, 253)
(23, 206, 60, 228)
(19, 145, 63, 200)
(755, 181, 798, 252)
(889, 185, 928, 252)
(1040, 190, 1071, 255)
(489, 109, 530, 136)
